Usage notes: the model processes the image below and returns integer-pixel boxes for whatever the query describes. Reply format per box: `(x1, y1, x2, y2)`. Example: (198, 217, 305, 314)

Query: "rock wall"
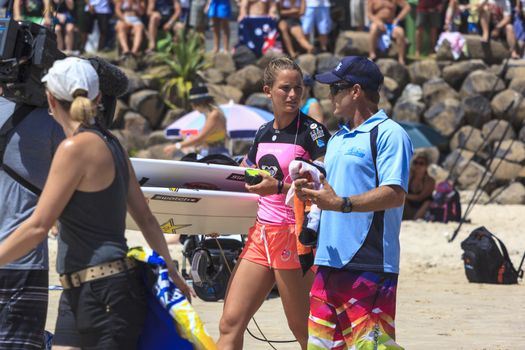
(109, 35, 525, 204)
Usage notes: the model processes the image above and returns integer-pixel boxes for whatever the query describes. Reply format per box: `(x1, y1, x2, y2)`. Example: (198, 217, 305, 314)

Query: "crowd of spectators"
(8, 0, 525, 62)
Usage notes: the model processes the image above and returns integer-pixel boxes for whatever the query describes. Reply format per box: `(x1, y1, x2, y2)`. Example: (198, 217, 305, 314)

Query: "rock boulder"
(423, 98, 465, 137)
(461, 95, 492, 128)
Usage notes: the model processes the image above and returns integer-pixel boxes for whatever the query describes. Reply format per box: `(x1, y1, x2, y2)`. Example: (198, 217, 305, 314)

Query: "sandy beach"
(45, 204, 525, 349)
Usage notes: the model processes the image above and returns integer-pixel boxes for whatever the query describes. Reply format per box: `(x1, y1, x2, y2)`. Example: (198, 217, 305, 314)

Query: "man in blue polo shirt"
(296, 56, 413, 349)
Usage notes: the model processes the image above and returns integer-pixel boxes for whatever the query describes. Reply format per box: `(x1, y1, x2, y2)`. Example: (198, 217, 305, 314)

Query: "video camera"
(0, 16, 64, 107)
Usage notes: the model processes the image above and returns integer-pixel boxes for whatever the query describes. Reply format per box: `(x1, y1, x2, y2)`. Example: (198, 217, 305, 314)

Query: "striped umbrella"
(165, 101, 274, 140)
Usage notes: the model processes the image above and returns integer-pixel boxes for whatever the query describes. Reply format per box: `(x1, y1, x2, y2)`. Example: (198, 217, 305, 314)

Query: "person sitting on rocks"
(278, 0, 314, 58)
(237, 0, 281, 57)
(514, 0, 525, 57)
(146, 0, 182, 54)
(403, 152, 436, 220)
(115, 0, 146, 59)
(163, 85, 229, 158)
(478, 0, 520, 58)
(51, 0, 77, 54)
(367, 0, 410, 64)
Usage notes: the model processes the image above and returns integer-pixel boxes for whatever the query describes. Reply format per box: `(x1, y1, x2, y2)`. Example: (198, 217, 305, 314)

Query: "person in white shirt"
(478, 0, 520, 58)
(301, 0, 332, 52)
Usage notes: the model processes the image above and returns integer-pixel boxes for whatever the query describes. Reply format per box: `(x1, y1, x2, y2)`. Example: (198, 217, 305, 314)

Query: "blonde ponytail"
(70, 89, 97, 124)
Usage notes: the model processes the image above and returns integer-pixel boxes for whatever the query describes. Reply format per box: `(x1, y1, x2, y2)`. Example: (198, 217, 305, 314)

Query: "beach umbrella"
(398, 121, 448, 149)
(165, 101, 274, 140)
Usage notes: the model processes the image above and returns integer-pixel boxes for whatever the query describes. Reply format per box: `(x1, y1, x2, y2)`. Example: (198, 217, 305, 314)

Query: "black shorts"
(416, 9, 441, 28)
(281, 16, 302, 28)
(0, 269, 48, 349)
(159, 12, 174, 28)
(53, 269, 147, 349)
(80, 12, 112, 34)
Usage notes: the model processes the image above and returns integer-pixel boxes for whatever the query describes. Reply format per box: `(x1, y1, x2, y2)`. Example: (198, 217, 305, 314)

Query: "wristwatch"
(340, 197, 353, 213)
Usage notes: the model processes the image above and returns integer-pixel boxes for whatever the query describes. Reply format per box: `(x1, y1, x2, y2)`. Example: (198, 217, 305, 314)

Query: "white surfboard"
(126, 187, 259, 235)
(131, 158, 247, 192)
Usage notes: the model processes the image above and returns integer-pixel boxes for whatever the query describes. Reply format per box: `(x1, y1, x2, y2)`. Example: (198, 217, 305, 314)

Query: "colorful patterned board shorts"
(308, 267, 403, 350)
(239, 221, 301, 270)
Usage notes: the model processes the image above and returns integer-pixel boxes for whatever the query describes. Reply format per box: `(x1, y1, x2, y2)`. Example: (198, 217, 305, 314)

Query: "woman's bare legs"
(55, 25, 64, 51)
(65, 23, 75, 52)
(116, 21, 131, 54)
(414, 200, 431, 220)
(278, 20, 297, 58)
(131, 23, 144, 54)
(274, 269, 314, 350)
(218, 259, 275, 350)
(290, 25, 314, 53)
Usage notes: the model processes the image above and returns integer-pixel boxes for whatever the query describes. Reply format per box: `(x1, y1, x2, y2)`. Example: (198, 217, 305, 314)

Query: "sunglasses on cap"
(329, 82, 358, 96)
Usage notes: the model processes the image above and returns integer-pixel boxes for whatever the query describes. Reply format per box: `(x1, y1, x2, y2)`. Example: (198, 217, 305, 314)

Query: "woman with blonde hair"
(0, 57, 193, 349)
(164, 85, 229, 158)
(217, 57, 331, 349)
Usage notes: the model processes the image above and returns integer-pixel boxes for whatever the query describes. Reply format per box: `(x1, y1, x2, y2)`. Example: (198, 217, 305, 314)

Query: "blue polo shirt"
(315, 110, 413, 273)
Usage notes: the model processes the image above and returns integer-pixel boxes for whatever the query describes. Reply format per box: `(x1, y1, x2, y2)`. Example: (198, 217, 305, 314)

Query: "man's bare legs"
(212, 17, 221, 52)
(505, 24, 520, 58)
(221, 18, 230, 52)
(368, 21, 383, 61)
(318, 33, 329, 52)
(479, 6, 490, 42)
(415, 25, 423, 58)
(392, 25, 406, 64)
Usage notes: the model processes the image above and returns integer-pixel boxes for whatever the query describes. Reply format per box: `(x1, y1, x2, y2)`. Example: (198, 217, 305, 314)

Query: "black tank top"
(57, 127, 130, 274)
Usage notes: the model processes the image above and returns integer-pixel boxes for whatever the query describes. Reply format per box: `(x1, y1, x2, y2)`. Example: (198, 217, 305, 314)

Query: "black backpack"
(460, 226, 524, 284)
(425, 180, 462, 223)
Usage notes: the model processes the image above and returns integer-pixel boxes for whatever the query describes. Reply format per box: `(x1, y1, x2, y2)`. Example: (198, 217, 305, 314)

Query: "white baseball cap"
(41, 57, 100, 102)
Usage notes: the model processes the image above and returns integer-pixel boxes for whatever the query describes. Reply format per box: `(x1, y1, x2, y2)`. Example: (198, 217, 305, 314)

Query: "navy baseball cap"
(315, 56, 384, 92)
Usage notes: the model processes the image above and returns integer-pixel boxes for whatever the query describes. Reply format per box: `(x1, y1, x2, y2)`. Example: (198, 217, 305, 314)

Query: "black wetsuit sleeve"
(305, 121, 331, 160)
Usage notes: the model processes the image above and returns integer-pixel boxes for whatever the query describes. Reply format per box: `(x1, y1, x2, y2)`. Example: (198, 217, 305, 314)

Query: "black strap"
(518, 251, 525, 279)
(486, 230, 521, 277)
(369, 119, 388, 187)
(0, 104, 35, 163)
(488, 231, 513, 264)
(370, 125, 380, 187)
(2, 163, 42, 195)
(0, 104, 40, 195)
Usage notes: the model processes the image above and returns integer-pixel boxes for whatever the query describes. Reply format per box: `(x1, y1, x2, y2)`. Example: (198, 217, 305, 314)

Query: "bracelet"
(277, 180, 284, 194)
(175, 142, 182, 150)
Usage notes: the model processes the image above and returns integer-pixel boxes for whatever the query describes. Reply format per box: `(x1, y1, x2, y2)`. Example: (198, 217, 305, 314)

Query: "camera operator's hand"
(245, 171, 280, 196)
